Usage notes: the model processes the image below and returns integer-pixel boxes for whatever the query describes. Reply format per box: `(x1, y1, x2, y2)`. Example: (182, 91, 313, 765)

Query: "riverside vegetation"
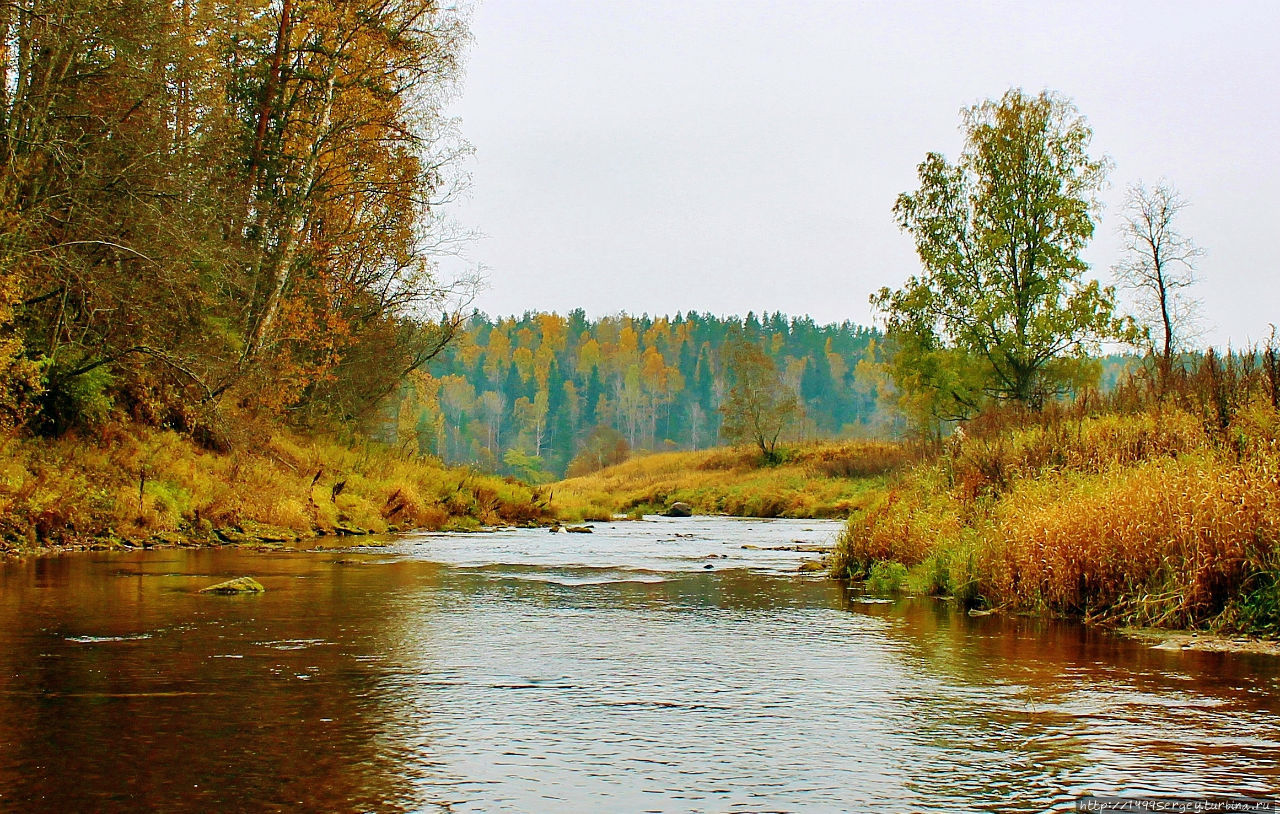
(823, 88, 1280, 638)
(552, 439, 909, 522)
(0, 2, 553, 552)
(832, 353, 1280, 635)
(0, 418, 552, 555)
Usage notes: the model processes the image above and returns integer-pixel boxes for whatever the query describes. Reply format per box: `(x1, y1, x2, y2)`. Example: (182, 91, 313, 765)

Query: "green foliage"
(144, 480, 194, 526)
(909, 535, 982, 606)
(1220, 576, 1280, 636)
(502, 448, 553, 485)
(719, 337, 800, 462)
(866, 561, 909, 593)
(42, 366, 116, 431)
(877, 89, 1126, 429)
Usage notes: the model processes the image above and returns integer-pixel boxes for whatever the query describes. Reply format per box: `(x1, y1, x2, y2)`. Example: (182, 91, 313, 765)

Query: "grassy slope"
(551, 440, 908, 521)
(0, 421, 554, 554)
(833, 403, 1280, 634)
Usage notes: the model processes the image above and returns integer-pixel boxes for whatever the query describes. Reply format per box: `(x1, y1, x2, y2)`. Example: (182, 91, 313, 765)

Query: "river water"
(0, 517, 1276, 812)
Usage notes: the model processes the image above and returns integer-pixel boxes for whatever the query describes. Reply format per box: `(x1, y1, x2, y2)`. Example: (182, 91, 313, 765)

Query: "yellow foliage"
(0, 421, 554, 552)
(834, 403, 1280, 632)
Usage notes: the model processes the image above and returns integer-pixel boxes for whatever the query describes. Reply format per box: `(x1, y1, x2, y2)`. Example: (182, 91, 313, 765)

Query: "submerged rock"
(797, 560, 827, 573)
(199, 577, 266, 595)
(565, 525, 594, 534)
(663, 502, 693, 518)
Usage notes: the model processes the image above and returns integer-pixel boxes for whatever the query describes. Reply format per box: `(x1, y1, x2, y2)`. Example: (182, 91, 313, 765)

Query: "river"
(0, 517, 1276, 812)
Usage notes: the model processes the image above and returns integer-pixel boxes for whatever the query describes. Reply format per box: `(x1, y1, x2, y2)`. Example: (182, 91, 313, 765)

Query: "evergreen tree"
(580, 366, 603, 430)
(545, 361, 573, 471)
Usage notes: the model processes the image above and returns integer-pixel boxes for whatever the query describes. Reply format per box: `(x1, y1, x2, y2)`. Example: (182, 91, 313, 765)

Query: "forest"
(0, 1, 568, 550)
(380, 310, 888, 480)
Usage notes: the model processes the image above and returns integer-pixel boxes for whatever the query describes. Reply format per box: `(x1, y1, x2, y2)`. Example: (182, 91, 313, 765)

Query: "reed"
(834, 350, 1280, 634)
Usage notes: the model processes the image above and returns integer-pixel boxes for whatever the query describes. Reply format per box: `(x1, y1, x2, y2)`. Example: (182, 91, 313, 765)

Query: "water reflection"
(0, 518, 1276, 812)
(848, 595, 1280, 810)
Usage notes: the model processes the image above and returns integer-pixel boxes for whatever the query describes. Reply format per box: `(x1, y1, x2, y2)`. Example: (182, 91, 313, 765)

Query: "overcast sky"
(441, 0, 1279, 347)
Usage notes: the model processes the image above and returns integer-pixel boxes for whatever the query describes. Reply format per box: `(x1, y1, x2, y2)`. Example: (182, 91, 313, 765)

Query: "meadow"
(551, 439, 908, 521)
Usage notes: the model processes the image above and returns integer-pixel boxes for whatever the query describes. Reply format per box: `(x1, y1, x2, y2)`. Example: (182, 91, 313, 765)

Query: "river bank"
(0, 421, 555, 557)
(833, 404, 1280, 636)
(1118, 627, 1280, 656)
(10, 413, 1280, 643)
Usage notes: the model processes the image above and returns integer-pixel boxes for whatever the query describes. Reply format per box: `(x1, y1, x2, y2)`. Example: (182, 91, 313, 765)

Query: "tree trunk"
(246, 52, 338, 361)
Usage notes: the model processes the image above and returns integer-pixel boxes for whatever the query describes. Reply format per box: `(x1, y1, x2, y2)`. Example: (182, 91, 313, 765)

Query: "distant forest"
(378, 311, 889, 480)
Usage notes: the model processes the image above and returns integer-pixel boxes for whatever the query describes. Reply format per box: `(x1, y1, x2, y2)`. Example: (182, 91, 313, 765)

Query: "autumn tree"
(719, 337, 798, 463)
(0, 0, 474, 436)
(877, 89, 1124, 421)
(1113, 180, 1204, 385)
(566, 425, 629, 477)
(231, 0, 475, 421)
(1, 0, 247, 432)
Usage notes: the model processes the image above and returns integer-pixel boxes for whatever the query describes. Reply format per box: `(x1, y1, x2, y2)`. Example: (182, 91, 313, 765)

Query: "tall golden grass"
(834, 352, 1280, 634)
(0, 420, 553, 552)
(551, 439, 909, 521)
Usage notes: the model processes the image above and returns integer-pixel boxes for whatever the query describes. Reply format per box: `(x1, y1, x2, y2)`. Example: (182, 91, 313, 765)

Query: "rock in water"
(565, 525, 594, 534)
(797, 560, 826, 573)
(199, 577, 266, 594)
(663, 502, 693, 518)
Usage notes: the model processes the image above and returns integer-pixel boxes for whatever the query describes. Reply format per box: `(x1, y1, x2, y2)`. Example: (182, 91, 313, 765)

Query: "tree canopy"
(876, 89, 1124, 421)
(387, 311, 888, 479)
(718, 336, 800, 462)
(0, 0, 473, 438)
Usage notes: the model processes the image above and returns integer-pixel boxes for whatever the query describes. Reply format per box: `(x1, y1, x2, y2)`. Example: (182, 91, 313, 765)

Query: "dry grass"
(0, 420, 553, 552)
(551, 439, 909, 521)
(833, 363, 1280, 634)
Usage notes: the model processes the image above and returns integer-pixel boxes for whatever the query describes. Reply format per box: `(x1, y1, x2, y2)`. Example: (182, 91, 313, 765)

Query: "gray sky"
(443, 0, 1279, 347)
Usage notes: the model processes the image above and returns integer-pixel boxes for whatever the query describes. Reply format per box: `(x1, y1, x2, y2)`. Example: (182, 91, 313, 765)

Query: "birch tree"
(1113, 180, 1204, 385)
(877, 89, 1124, 419)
